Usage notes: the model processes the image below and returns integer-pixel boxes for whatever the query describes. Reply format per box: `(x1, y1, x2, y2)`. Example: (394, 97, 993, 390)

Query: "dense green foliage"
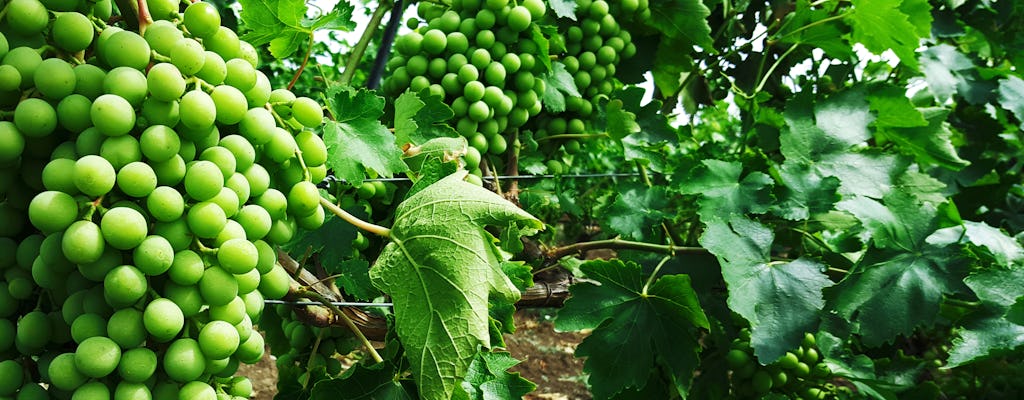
(3, 0, 1024, 398)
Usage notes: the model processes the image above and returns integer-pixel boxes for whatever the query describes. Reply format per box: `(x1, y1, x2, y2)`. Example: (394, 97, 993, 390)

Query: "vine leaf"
(237, 0, 355, 58)
(998, 75, 1024, 124)
(771, 163, 841, 221)
(540, 62, 581, 113)
(867, 85, 927, 128)
(457, 352, 536, 400)
(918, 44, 974, 103)
(554, 260, 709, 399)
(548, 0, 577, 20)
(394, 91, 458, 147)
(651, 37, 694, 96)
(847, 0, 930, 69)
(929, 221, 1024, 267)
(603, 184, 669, 241)
(310, 362, 413, 399)
(947, 311, 1024, 368)
(284, 212, 380, 300)
(323, 85, 408, 185)
(699, 217, 834, 363)
(837, 192, 937, 251)
(369, 172, 542, 400)
(963, 268, 1024, 308)
(676, 159, 774, 219)
(647, 0, 713, 50)
(876, 108, 970, 170)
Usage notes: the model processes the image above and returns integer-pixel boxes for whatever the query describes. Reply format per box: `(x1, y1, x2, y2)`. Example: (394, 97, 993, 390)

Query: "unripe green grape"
(152, 154, 187, 186)
(469, 133, 488, 153)
(14, 98, 57, 138)
(410, 75, 431, 92)
(170, 38, 206, 76)
(90, 94, 136, 137)
(148, 0, 179, 20)
(235, 204, 272, 241)
(287, 180, 320, 217)
(476, 29, 496, 49)
(152, 218, 193, 252)
(28, 190, 79, 234)
(200, 266, 238, 306)
(208, 85, 246, 125)
(225, 58, 257, 91)
(146, 62, 186, 102)
(468, 100, 490, 122)
(457, 63, 479, 85)
(507, 6, 532, 32)
(264, 127, 298, 164)
(100, 134, 143, 169)
(476, 8, 497, 29)
(34, 58, 77, 100)
(145, 20, 184, 56)
(74, 154, 116, 196)
(179, 90, 217, 130)
(0, 64, 19, 92)
(184, 1, 222, 38)
(205, 26, 241, 59)
(243, 164, 270, 197)
(197, 51, 227, 84)
(49, 353, 87, 391)
(134, 235, 174, 275)
(464, 80, 486, 102)
(75, 336, 121, 378)
(118, 347, 157, 383)
(116, 161, 158, 197)
(238, 108, 276, 145)
(162, 281, 204, 317)
(6, 0, 49, 35)
(163, 338, 207, 382)
(102, 30, 151, 70)
(396, 31, 423, 56)
(188, 200, 227, 238)
(488, 134, 507, 155)
(104, 264, 147, 307)
(144, 297, 184, 341)
(4, 46, 41, 90)
(54, 95, 92, 134)
(427, 57, 447, 79)
(296, 204, 325, 230)
(103, 67, 148, 109)
(291, 97, 324, 128)
(138, 125, 179, 162)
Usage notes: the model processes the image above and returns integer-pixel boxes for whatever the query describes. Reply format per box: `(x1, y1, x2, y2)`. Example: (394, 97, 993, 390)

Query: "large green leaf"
(647, 0, 713, 50)
(238, 0, 354, 58)
(458, 352, 536, 400)
(847, 0, 930, 69)
(393, 91, 458, 147)
(676, 159, 774, 220)
(877, 108, 970, 170)
(323, 86, 408, 185)
(947, 311, 1024, 368)
(998, 75, 1024, 124)
(700, 217, 834, 363)
(555, 260, 708, 399)
(602, 184, 669, 241)
(369, 172, 542, 400)
(310, 362, 413, 400)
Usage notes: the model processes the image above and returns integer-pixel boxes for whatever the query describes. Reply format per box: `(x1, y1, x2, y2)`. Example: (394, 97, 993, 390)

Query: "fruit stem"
(136, 0, 154, 34)
(287, 34, 315, 91)
(339, 0, 392, 86)
(641, 255, 671, 296)
(296, 288, 385, 363)
(319, 195, 391, 238)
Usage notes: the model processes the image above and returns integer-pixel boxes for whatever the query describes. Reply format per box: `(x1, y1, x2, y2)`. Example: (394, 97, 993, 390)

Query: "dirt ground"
(236, 309, 590, 399)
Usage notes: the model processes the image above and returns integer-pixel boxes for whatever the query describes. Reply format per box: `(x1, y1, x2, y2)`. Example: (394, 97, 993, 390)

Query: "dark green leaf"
(310, 362, 412, 400)
(647, 0, 713, 50)
(848, 0, 930, 69)
(868, 86, 928, 128)
(529, 24, 552, 72)
(652, 37, 693, 96)
(323, 86, 408, 185)
(929, 221, 1024, 266)
(998, 75, 1024, 123)
(947, 311, 1024, 368)
(963, 268, 1024, 307)
(460, 352, 536, 400)
(369, 172, 542, 400)
(555, 260, 708, 399)
(603, 185, 669, 241)
(394, 91, 426, 146)
(603, 99, 641, 140)
(772, 163, 842, 220)
(700, 217, 834, 362)
(918, 44, 974, 103)
(676, 159, 773, 219)
(878, 108, 970, 170)
(836, 192, 937, 251)
(540, 62, 580, 113)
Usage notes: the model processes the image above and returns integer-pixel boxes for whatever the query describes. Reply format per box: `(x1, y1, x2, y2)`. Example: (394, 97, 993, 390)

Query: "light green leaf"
(900, 0, 934, 37)
(919, 44, 974, 103)
(771, 163, 842, 220)
(369, 172, 542, 400)
(930, 221, 1024, 266)
(603, 185, 669, 241)
(540, 62, 580, 113)
(878, 108, 970, 170)
(647, 0, 713, 50)
(676, 159, 774, 219)
(549, 0, 577, 19)
(700, 217, 834, 363)
(238, 0, 308, 45)
(307, 1, 356, 31)
(836, 192, 937, 251)
(393, 91, 425, 146)
(868, 86, 928, 128)
(848, 0, 929, 69)
(963, 268, 1024, 308)
(998, 75, 1024, 123)
(555, 260, 708, 399)
(323, 86, 408, 185)
(460, 352, 536, 400)
(603, 99, 641, 140)
(947, 312, 1024, 368)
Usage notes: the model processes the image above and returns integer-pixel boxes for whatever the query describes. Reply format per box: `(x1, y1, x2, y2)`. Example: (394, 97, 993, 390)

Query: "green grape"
(48, 353, 87, 390)
(100, 134, 143, 169)
(457, 63, 479, 84)
(179, 89, 217, 130)
(258, 263, 290, 299)
(102, 30, 151, 70)
(28, 190, 78, 234)
(167, 249, 204, 285)
(291, 97, 324, 128)
(163, 338, 207, 382)
(218, 238, 258, 274)
(134, 235, 174, 275)
(263, 127, 298, 164)
(5, 0, 49, 35)
(118, 347, 157, 383)
(147, 62, 186, 102)
(0, 64, 19, 91)
(14, 98, 57, 137)
(188, 201, 227, 238)
(196, 51, 227, 84)
(211, 85, 247, 124)
(152, 154, 187, 186)
(507, 5, 532, 32)
(107, 308, 146, 348)
(179, 381, 216, 400)
(224, 58, 256, 90)
(57, 94, 93, 133)
(243, 164, 271, 197)
(220, 135, 257, 172)
(468, 100, 490, 122)
(205, 26, 241, 59)
(464, 80, 486, 102)
(148, 0, 179, 20)
(170, 38, 206, 76)
(476, 29, 496, 49)
(103, 265, 147, 307)
(4, 47, 42, 89)
(139, 125, 180, 162)
(0, 122, 24, 162)
(239, 108, 276, 145)
(144, 297, 184, 342)
(91, 94, 137, 137)
(198, 319, 240, 359)
(200, 266, 238, 306)
(396, 31, 423, 56)
(287, 180, 319, 217)
(117, 161, 159, 197)
(115, 381, 151, 400)
(295, 130, 327, 166)
(34, 58, 77, 100)
(72, 381, 111, 400)
(184, 1, 222, 38)
(144, 20, 184, 55)
(74, 154, 117, 196)
(101, 206, 149, 250)
(235, 204, 272, 240)
(75, 336, 121, 378)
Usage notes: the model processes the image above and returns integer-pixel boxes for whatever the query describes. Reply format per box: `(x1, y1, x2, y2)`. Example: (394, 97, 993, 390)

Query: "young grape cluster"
(382, 0, 550, 176)
(531, 0, 644, 173)
(726, 331, 843, 399)
(0, 0, 330, 398)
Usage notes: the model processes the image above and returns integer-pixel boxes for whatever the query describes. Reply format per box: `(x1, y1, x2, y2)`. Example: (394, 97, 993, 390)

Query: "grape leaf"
(676, 159, 774, 219)
(652, 37, 693, 96)
(829, 246, 964, 346)
(603, 184, 669, 241)
(837, 192, 937, 251)
(540, 62, 580, 113)
(778, 1, 853, 59)
(847, 0, 929, 69)
(369, 171, 542, 400)
(600, 99, 641, 140)
(998, 75, 1024, 124)
(771, 163, 842, 220)
(918, 44, 975, 103)
(529, 24, 553, 72)
(238, 0, 355, 58)
(868, 85, 928, 128)
(394, 91, 425, 146)
(323, 86, 408, 185)
(947, 311, 1024, 368)
(459, 352, 536, 400)
(647, 0, 713, 50)
(310, 362, 412, 400)
(395, 90, 459, 147)
(877, 108, 970, 170)
(548, 0, 577, 20)
(555, 260, 709, 399)
(929, 221, 1024, 267)
(284, 212, 381, 299)
(614, 88, 679, 173)
(963, 268, 1024, 307)
(699, 217, 834, 363)
(900, 0, 933, 37)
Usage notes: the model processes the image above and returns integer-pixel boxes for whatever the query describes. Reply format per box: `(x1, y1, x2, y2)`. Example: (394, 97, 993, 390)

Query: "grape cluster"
(382, 0, 549, 176)
(259, 303, 360, 382)
(0, 0, 330, 398)
(726, 331, 842, 399)
(531, 0, 643, 173)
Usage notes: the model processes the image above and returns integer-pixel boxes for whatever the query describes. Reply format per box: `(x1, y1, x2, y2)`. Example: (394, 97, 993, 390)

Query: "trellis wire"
(318, 172, 642, 186)
(265, 299, 394, 308)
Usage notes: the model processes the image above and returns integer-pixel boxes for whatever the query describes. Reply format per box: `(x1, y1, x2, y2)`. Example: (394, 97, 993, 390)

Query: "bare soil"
(237, 309, 590, 399)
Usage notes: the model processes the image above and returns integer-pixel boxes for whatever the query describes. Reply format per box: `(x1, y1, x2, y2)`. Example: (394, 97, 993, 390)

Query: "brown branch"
(544, 238, 709, 263)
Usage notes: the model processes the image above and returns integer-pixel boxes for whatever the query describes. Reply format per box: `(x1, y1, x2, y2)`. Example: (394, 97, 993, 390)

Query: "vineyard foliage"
(1, 0, 1024, 399)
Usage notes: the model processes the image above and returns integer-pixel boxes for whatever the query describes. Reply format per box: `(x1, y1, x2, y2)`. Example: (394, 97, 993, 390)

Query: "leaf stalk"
(319, 195, 391, 238)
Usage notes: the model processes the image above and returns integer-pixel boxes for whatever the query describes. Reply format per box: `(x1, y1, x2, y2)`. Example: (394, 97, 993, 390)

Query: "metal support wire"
(317, 172, 642, 187)
(265, 299, 394, 308)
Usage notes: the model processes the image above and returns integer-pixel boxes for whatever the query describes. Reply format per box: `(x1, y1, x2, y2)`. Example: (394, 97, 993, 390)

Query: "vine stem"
(773, 13, 850, 42)
(544, 238, 708, 261)
(287, 35, 315, 91)
(339, 1, 392, 86)
(319, 196, 391, 238)
(296, 288, 385, 363)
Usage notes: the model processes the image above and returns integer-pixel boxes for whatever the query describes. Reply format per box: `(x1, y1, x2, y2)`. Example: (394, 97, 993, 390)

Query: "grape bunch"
(0, 0, 331, 397)
(382, 0, 550, 177)
(726, 331, 844, 399)
(531, 0, 643, 173)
